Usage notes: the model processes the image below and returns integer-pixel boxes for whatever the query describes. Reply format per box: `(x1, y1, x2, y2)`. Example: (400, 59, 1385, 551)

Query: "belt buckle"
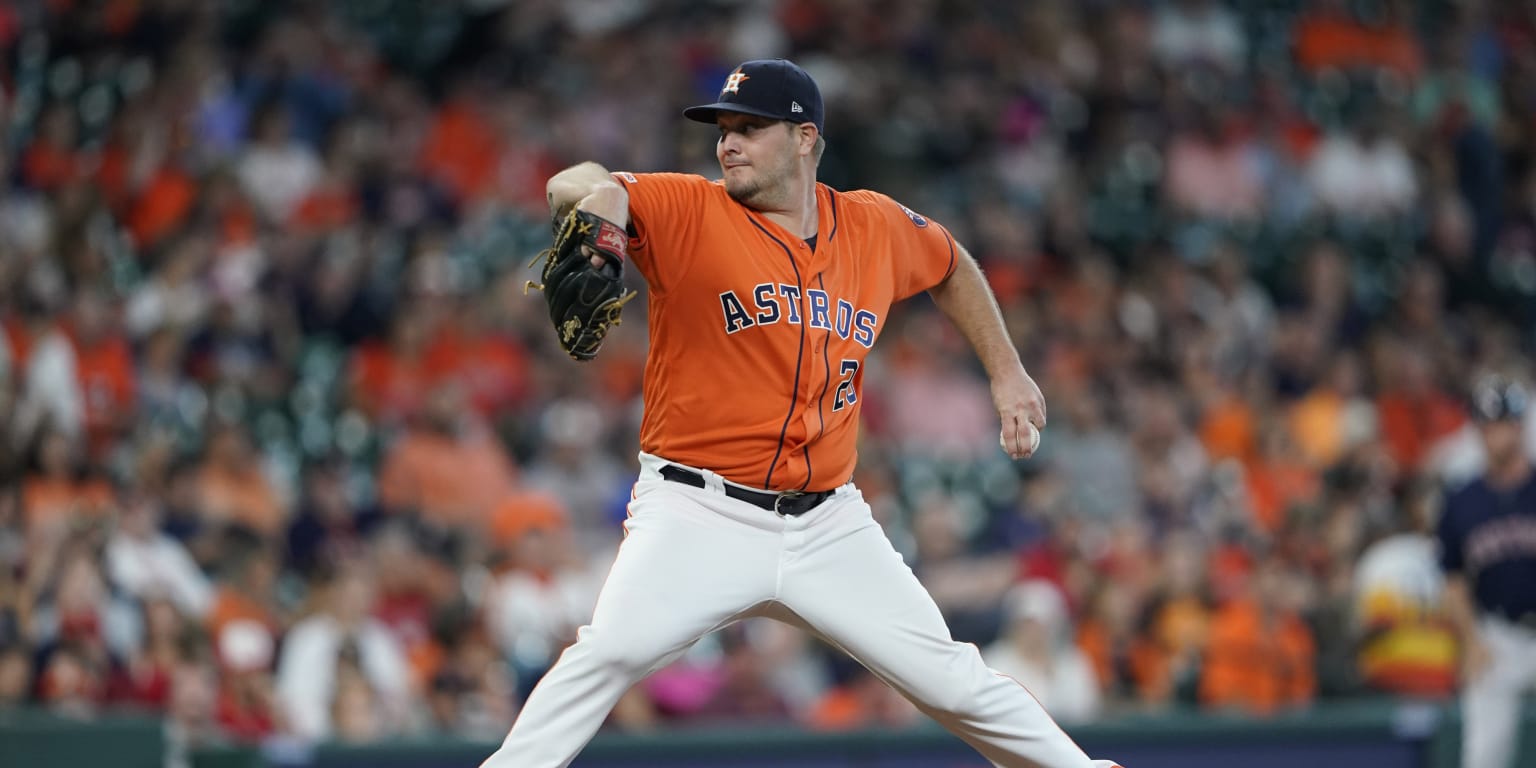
(773, 490, 806, 516)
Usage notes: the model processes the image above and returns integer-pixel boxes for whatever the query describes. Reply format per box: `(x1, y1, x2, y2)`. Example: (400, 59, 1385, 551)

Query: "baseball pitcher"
(486, 59, 1118, 768)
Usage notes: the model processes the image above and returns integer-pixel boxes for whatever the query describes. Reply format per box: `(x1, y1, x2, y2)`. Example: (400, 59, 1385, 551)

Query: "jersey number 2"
(832, 359, 860, 412)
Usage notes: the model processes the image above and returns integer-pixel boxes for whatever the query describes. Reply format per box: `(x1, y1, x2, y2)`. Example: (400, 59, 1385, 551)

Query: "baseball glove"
(527, 208, 637, 361)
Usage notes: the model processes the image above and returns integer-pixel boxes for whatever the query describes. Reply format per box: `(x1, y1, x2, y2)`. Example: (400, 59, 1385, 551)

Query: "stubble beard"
(724, 153, 792, 210)
(726, 173, 782, 210)
(725, 176, 767, 207)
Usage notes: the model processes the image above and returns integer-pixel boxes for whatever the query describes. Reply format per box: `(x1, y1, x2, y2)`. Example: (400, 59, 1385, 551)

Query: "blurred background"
(0, 0, 1534, 766)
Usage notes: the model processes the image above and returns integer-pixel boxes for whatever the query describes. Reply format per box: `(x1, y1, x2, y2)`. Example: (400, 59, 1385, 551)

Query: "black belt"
(660, 465, 836, 516)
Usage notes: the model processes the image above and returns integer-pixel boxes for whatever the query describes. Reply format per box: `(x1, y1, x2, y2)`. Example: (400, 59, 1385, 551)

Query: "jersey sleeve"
(877, 194, 960, 300)
(610, 172, 712, 294)
(1435, 489, 1464, 575)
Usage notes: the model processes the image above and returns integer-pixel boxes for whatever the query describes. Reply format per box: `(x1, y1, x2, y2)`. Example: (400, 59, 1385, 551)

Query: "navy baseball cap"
(683, 59, 824, 134)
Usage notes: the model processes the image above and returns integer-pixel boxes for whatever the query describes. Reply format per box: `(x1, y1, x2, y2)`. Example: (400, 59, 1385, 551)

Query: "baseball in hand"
(1000, 422, 1042, 456)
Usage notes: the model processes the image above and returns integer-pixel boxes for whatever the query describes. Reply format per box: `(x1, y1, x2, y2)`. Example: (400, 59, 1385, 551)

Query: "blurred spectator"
(1293, 0, 1423, 78)
(136, 327, 203, 436)
(1290, 239, 1371, 347)
(982, 580, 1101, 724)
(0, 548, 21, 648)
(1204, 243, 1274, 372)
(329, 644, 387, 744)
(20, 426, 115, 534)
(165, 656, 227, 766)
(1151, 0, 1246, 74)
(0, 643, 33, 710)
(28, 542, 141, 668)
(37, 641, 108, 719)
(183, 299, 279, 388)
(1163, 108, 1263, 223)
(748, 619, 832, 719)
(347, 304, 440, 427)
(206, 529, 283, 652)
(426, 287, 532, 420)
(107, 596, 184, 710)
(1415, 31, 1501, 134)
(20, 103, 83, 193)
(1307, 115, 1418, 222)
(1131, 533, 1212, 706)
(1076, 578, 1143, 705)
(684, 625, 793, 726)
(1199, 558, 1316, 714)
(274, 560, 413, 741)
(9, 296, 86, 447)
(1374, 342, 1467, 476)
(1047, 388, 1141, 521)
(1243, 416, 1321, 534)
(522, 399, 628, 546)
(1127, 383, 1208, 530)
(195, 422, 287, 537)
(285, 458, 379, 578)
(237, 102, 323, 226)
(370, 523, 457, 694)
(124, 234, 211, 340)
(805, 663, 920, 733)
(427, 622, 516, 740)
(214, 619, 281, 743)
(104, 490, 212, 619)
(376, 380, 518, 531)
(418, 81, 505, 208)
(485, 494, 604, 695)
(1288, 350, 1378, 469)
(907, 492, 1016, 638)
(877, 313, 999, 461)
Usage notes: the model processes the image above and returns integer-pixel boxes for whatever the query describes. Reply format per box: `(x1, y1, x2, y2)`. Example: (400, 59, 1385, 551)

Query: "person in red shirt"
(66, 290, 137, 459)
(482, 59, 1118, 768)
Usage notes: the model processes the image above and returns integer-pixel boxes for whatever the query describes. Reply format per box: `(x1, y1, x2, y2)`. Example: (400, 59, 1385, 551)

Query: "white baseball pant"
(480, 453, 1120, 768)
(1462, 615, 1536, 768)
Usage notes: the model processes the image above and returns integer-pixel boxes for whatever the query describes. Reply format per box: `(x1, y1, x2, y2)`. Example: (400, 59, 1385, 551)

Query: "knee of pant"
(914, 681, 976, 719)
(911, 648, 1003, 719)
(907, 664, 985, 717)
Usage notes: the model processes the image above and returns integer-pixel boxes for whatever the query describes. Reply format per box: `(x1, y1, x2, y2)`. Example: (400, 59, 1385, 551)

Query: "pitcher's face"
(716, 114, 801, 209)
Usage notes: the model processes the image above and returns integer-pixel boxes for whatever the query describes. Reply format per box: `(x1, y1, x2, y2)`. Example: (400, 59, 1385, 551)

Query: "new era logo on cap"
(682, 59, 825, 134)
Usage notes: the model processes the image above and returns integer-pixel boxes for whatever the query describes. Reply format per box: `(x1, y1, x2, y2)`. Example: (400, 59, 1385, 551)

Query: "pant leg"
(1463, 617, 1530, 768)
(480, 478, 781, 768)
(777, 490, 1116, 768)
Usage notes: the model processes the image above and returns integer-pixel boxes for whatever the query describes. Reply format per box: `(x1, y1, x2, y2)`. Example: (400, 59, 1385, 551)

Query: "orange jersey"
(614, 172, 958, 492)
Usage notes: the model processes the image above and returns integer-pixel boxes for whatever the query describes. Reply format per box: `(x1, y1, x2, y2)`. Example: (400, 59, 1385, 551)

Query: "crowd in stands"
(1, 0, 1535, 755)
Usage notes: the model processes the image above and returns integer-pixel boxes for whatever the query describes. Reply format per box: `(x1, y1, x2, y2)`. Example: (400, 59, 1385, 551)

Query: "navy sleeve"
(1436, 488, 1465, 575)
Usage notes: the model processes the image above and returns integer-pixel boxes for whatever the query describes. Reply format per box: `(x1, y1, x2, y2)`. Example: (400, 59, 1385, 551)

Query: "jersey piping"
(809, 272, 834, 491)
(746, 215, 807, 490)
(826, 189, 840, 243)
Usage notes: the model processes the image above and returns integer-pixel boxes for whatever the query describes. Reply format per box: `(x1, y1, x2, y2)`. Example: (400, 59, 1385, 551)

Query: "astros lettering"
(719, 283, 879, 347)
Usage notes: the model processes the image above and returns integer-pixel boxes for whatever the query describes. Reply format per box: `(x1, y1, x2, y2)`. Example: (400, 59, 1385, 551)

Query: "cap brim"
(682, 102, 789, 125)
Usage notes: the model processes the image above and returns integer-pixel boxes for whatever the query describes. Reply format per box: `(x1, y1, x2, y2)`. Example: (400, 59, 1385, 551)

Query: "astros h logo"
(722, 69, 750, 94)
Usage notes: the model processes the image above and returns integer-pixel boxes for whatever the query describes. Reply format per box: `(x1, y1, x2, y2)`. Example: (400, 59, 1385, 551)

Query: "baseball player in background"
(1438, 376, 1536, 768)
(482, 59, 1120, 768)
